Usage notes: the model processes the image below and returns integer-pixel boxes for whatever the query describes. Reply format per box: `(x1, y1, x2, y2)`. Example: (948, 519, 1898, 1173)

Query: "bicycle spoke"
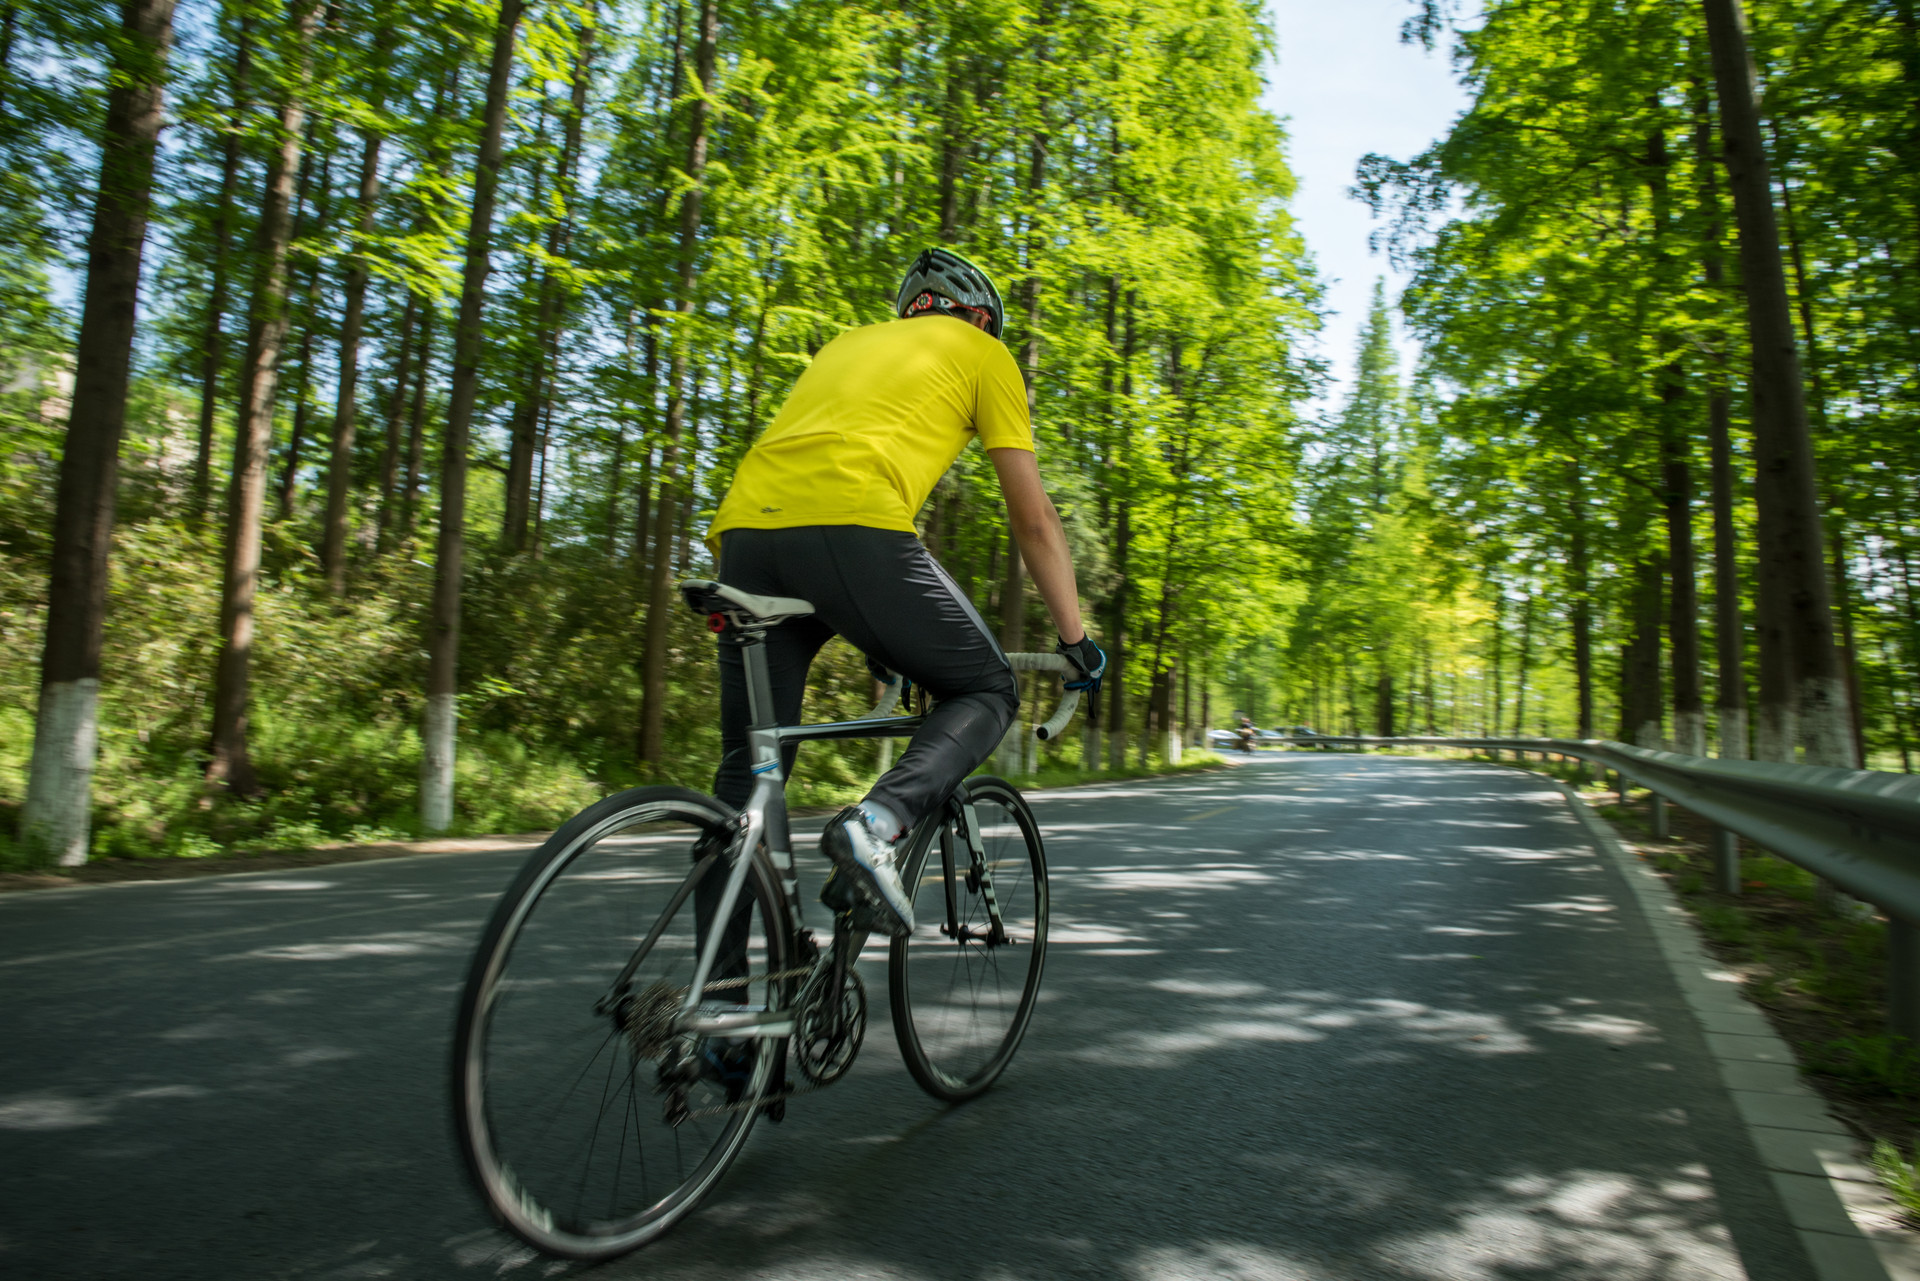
(454, 788, 789, 1259)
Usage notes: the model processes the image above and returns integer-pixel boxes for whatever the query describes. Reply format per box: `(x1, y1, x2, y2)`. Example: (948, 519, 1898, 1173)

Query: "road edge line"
(1548, 774, 1901, 1281)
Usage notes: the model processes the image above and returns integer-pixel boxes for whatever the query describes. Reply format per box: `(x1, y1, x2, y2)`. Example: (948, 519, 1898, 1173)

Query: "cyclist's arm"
(987, 447, 1085, 644)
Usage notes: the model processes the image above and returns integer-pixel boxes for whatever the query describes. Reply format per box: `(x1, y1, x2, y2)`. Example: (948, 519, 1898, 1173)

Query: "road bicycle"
(451, 578, 1080, 1260)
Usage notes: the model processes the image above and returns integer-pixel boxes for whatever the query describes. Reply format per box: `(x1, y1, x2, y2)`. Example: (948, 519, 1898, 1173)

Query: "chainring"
(792, 968, 866, 1086)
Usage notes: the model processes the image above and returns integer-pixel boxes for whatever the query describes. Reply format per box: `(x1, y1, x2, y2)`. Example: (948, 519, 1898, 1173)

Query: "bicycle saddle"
(678, 579, 816, 627)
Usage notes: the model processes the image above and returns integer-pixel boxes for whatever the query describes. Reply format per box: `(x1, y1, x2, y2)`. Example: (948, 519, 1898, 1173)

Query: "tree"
(320, 15, 398, 594)
(637, 0, 716, 768)
(207, 0, 323, 794)
(422, 0, 525, 832)
(1700, 0, 1853, 766)
(19, 0, 180, 865)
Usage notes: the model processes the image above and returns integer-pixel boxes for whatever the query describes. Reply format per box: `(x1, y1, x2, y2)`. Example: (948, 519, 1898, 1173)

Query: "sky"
(1259, 0, 1472, 412)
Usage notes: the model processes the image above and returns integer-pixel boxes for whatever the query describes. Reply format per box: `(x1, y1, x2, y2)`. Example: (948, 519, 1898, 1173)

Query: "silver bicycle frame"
(669, 619, 1061, 1036)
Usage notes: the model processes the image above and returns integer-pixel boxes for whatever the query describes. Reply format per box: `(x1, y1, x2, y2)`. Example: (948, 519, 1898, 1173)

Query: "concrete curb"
(1552, 775, 1917, 1281)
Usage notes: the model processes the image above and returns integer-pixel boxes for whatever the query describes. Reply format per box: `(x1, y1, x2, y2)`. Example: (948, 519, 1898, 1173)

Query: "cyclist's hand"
(1056, 633, 1106, 694)
(866, 654, 898, 687)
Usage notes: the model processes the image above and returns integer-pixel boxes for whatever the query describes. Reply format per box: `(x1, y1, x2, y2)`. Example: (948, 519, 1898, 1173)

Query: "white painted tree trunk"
(1671, 710, 1707, 757)
(420, 692, 456, 833)
(21, 679, 101, 867)
(1798, 676, 1858, 768)
(1718, 707, 1749, 760)
(993, 721, 1020, 778)
(877, 737, 894, 775)
(1109, 731, 1127, 773)
(1166, 730, 1181, 765)
(1753, 703, 1795, 763)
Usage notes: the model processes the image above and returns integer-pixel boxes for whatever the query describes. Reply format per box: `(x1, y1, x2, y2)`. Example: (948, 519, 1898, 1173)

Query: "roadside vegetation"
(3, 0, 1913, 878)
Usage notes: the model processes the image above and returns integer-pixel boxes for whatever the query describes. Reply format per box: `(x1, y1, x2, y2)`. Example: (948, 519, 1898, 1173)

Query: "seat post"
(738, 628, 778, 731)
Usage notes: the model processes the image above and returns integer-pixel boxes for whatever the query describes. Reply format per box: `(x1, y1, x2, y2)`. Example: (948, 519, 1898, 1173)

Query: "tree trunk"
(191, 15, 251, 526)
(1512, 591, 1533, 736)
(503, 10, 595, 554)
(207, 0, 320, 795)
(373, 292, 417, 551)
(1106, 288, 1134, 768)
(21, 0, 178, 865)
(937, 65, 964, 240)
(1567, 467, 1596, 739)
(321, 43, 393, 593)
(1662, 393, 1706, 755)
(1700, 0, 1854, 766)
(1621, 557, 1665, 749)
(638, 0, 716, 766)
(421, 0, 525, 830)
(1488, 590, 1503, 737)
(1708, 389, 1749, 757)
(400, 302, 434, 543)
(379, 58, 459, 552)
(273, 130, 326, 523)
(1771, 122, 1869, 768)
(1693, 82, 1749, 759)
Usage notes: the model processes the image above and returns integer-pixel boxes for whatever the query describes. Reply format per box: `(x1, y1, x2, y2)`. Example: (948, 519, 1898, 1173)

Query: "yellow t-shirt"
(709, 316, 1033, 541)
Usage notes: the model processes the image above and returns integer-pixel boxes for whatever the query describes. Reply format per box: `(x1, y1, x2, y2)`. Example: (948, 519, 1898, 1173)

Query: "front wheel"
(889, 777, 1049, 1102)
(452, 785, 791, 1260)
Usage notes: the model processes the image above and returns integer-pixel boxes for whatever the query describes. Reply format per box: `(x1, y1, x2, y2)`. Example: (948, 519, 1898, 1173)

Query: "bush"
(1804, 1036, 1920, 1098)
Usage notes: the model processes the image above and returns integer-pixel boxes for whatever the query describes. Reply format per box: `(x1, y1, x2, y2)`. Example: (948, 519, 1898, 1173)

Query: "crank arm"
(673, 1004, 796, 1038)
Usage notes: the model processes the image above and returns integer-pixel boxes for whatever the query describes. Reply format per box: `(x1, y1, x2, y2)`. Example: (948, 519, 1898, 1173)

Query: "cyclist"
(705, 247, 1104, 938)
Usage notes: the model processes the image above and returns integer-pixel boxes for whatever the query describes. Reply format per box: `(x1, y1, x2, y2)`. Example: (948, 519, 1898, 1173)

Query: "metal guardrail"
(1290, 734, 1920, 1036)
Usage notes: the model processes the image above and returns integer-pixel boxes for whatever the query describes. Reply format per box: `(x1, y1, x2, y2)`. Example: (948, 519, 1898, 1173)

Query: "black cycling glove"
(1056, 633, 1107, 694)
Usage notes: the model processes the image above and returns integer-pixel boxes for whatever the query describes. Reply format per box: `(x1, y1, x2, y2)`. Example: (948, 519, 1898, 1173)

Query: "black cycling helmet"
(895, 247, 1004, 338)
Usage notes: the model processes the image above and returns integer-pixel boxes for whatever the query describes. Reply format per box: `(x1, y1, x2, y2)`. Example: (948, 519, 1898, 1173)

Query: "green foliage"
(0, 0, 1325, 865)
(1808, 1037, 1920, 1099)
(1873, 1140, 1920, 1221)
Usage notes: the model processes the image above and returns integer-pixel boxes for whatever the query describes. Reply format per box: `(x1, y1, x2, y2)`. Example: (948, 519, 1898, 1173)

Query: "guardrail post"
(1651, 794, 1669, 840)
(1890, 918, 1920, 1042)
(1713, 828, 1739, 894)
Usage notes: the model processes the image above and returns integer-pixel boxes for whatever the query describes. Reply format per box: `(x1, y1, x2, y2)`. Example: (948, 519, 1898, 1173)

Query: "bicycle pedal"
(762, 1097, 786, 1123)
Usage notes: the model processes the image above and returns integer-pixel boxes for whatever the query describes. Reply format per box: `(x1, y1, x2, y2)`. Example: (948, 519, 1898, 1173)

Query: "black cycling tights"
(712, 526, 1020, 833)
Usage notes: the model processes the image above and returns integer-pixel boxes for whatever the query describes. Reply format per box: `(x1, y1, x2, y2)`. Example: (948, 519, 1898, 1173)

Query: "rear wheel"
(889, 777, 1048, 1102)
(452, 786, 791, 1260)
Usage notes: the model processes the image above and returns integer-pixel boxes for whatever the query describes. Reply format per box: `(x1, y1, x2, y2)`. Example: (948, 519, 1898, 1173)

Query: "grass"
(1875, 1141, 1920, 1220)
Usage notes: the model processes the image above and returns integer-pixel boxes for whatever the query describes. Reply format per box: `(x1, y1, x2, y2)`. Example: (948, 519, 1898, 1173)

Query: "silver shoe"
(819, 807, 914, 937)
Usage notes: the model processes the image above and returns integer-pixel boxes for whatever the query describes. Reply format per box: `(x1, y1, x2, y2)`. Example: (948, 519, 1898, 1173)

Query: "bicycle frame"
(667, 617, 1056, 1040)
(672, 623, 922, 1037)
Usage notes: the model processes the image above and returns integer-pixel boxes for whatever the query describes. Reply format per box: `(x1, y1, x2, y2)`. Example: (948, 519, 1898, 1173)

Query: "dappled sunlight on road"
(232, 928, 470, 963)
(1374, 1166, 1740, 1280)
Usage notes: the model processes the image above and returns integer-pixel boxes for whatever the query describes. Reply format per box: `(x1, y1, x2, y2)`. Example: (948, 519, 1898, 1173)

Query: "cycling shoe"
(820, 867, 892, 933)
(819, 807, 914, 937)
(697, 1039, 754, 1104)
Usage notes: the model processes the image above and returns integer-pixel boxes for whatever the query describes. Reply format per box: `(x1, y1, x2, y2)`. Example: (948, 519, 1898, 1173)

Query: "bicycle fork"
(938, 794, 1011, 948)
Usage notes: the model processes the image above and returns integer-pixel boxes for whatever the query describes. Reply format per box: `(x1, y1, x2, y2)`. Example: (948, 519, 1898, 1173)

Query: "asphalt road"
(0, 754, 1815, 1280)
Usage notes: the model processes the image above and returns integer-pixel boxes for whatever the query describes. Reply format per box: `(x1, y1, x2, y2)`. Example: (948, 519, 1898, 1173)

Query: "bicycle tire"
(889, 776, 1049, 1102)
(452, 785, 792, 1260)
